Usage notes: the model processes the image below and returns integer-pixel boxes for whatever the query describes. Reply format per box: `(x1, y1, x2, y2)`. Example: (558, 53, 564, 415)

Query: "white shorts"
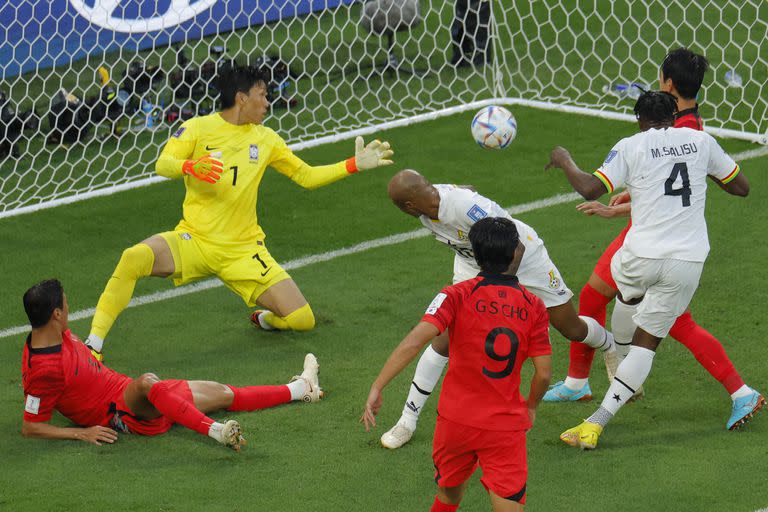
(453, 247, 572, 308)
(610, 248, 703, 338)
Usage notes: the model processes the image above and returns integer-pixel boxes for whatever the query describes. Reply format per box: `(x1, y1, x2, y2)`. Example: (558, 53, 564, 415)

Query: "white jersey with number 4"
(418, 184, 572, 307)
(594, 127, 739, 262)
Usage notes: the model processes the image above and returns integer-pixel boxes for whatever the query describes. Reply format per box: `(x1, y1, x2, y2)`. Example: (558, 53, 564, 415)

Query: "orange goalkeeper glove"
(182, 154, 223, 183)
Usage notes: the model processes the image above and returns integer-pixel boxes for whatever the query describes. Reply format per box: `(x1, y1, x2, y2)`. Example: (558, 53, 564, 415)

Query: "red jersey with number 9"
(421, 272, 551, 431)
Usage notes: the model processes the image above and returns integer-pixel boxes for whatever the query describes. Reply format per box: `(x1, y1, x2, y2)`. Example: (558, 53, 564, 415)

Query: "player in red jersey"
(545, 48, 757, 429)
(362, 218, 552, 511)
(21, 279, 322, 450)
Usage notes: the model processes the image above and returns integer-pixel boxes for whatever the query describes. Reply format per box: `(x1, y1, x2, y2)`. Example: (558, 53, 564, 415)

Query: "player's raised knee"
(118, 243, 155, 278)
(137, 373, 161, 393)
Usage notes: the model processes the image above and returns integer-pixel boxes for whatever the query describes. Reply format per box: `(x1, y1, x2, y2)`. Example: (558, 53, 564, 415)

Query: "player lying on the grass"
(362, 217, 552, 512)
(377, 170, 615, 449)
(546, 48, 755, 413)
(84, 63, 394, 358)
(22, 279, 322, 451)
(545, 90, 763, 449)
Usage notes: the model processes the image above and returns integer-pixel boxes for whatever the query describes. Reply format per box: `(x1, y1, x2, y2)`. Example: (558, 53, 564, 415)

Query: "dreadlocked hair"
(633, 91, 677, 125)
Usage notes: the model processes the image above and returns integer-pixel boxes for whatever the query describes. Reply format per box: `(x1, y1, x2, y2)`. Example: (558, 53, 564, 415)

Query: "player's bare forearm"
(545, 146, 607, 200)
(576, 201, 631, 218)
(371, 322, 440, 392)
(362, 322, 439, 431)
(717, 172, 749, 197)
(21, 420, 118, 445)
(527, 355, 552, 411)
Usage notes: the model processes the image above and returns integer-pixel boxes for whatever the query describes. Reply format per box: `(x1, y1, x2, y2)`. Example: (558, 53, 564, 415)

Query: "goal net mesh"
(0, 0, 765, 216)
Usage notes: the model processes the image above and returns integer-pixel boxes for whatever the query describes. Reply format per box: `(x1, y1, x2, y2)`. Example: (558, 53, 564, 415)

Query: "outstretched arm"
(22, 420, 118, 446)
(272, 136, 394, 190)
(545, 146, 608, 200)
(360, 321, 440, 431)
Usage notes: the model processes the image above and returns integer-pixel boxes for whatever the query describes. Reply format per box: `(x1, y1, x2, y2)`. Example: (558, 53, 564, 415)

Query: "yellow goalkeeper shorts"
(158, 230, 290, 307)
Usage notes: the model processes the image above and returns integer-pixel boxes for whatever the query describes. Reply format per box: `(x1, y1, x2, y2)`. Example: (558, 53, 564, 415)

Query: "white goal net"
(0, 0, 765, 218)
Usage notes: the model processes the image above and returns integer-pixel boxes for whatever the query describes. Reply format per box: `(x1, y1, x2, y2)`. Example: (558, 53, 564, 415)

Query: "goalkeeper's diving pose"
(85, 63, 394, 358)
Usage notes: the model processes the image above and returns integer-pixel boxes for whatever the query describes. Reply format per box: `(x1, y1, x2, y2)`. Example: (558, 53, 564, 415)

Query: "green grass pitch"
(0, 107, 766, 511)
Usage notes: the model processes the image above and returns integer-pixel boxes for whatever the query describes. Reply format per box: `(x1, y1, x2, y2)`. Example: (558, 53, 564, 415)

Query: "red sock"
(669, 312, 745, 395)
(431, 496, 459, 512)
(567, 283, 612, 378)
(226, 385, 291, 411)
(147, 381, 214, 436)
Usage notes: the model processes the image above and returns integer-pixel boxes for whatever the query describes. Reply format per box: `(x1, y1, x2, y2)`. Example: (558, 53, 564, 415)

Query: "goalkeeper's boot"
(289, 353, 323, 403)
(219, 420, 247, 451)
(543, 381, 592, 402)
(250, 310, 275, 331)
(381, 421, 415, 449)
(727, 389, 766, 430)
(560, 421, 603, 450)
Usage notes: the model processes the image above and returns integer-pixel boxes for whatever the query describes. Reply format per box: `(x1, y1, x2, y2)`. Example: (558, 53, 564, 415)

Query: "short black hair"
(661, 47, 709, 100)
(23, 279, 64, 328)
(634, 90, 677, 125)
(469, 217, 520, 274)
(218, 63, 269, 109)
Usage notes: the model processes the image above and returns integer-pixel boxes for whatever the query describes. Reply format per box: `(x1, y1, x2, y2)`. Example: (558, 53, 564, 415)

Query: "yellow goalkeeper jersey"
(156, 113, 352, 244)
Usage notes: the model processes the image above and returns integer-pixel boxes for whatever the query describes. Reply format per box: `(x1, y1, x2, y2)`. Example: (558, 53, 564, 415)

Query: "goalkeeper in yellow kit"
(85, 64, 394, 357)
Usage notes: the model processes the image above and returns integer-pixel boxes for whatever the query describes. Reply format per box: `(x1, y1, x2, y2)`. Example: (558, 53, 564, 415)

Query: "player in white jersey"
(545, 91, 761, 449)
(378, 169, 617, 449)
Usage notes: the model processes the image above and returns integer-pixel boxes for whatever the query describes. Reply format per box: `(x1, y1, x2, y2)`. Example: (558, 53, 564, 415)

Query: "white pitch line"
(732, 145, 768, 161)
(0, 192, 579, 340)
(2, 144, 766, 340)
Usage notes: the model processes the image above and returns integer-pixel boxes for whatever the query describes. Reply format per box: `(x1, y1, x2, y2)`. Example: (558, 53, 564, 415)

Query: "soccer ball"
(471, 106, 517, 149)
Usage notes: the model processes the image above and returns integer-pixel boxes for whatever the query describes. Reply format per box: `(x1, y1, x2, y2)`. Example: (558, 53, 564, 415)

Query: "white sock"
(611, 300, 638, 360)
(86, 334, 104, 352)
(287, 380, 307, 401)
(257, 311, 276, 330)
(601, 346, 655, 416)
(563, 377, 588, 391)
(731, 385, 752, 401)
(399, 345, 448, 429)
(579, 315, 615, 352)
(207, 422, 225, 442)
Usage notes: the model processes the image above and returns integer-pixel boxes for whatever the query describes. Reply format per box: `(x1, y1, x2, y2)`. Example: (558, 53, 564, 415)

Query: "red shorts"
(592, 223, 630, 289)
(109, 379, 193, 436)
(432, 416, 527, 504)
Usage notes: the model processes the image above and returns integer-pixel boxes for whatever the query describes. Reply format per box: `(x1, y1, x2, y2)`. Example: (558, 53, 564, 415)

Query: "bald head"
(387, 169, 439, 218)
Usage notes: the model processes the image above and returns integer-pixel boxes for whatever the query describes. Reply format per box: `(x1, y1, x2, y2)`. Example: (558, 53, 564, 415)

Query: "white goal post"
(0, 0, 765, 218)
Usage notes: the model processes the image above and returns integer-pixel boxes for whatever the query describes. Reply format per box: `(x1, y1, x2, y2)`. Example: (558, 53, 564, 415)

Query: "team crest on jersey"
(172, 127, 186, 138)
(180, 232, 192, 240)
(548, 270, 561, 289)
(457, 229, 467, 241)
(604, 150, 618, 164)
(249, 144, 259, 162)
(467, 204, 487, 222)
